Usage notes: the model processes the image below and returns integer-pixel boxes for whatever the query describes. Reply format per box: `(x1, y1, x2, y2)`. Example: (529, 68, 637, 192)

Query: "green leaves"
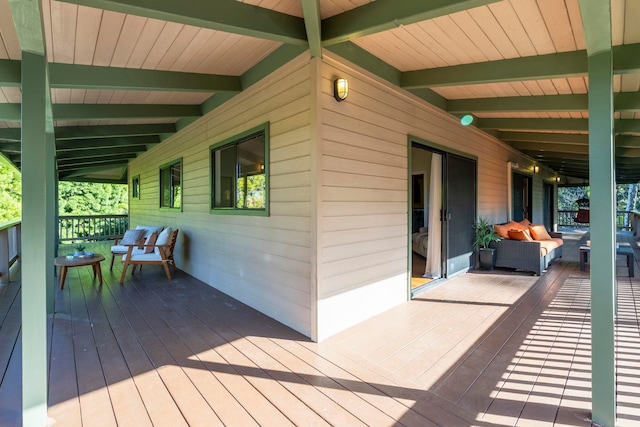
(474, 216, 501, 249)
(0, 157, 21, 222)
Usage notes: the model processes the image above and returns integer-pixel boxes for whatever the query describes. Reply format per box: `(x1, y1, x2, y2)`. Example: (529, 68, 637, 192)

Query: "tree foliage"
(559, 184, 640, 211)
(0, 157, 22, 222)
(58, 181, 128, 215)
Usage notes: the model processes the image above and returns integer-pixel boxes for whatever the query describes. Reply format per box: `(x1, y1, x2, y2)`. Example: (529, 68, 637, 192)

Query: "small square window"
(159, 159, 182, 209)
(131, 175, 140, 199)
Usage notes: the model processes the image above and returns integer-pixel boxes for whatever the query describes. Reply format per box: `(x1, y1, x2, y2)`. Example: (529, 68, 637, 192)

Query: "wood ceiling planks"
(433, 77, 589, 100)
(51, 89, 212, 105)
(353, 1, 585, 72)
(46, 0, 281, 76)
(0, 0, 20, 59)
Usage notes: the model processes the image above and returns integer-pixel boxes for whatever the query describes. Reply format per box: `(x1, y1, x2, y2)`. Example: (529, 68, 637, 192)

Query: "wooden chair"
(119, 229, 179, 284)
(110, 225, 164, 270)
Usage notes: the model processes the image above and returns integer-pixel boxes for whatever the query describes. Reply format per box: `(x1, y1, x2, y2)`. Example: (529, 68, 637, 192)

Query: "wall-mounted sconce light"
(460, 114, 474, 126)
(555, 176, 561, 183)
(534, 165, 540, 174)
(259, 162, 265, 171)
(334, 78, 349, 102)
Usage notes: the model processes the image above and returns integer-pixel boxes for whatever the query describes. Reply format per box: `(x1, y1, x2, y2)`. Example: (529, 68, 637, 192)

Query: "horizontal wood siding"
(316, 54, 545, 339)
(128, 55, 313, 336)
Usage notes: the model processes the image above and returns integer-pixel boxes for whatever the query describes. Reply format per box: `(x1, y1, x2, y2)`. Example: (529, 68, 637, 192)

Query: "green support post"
(588, 50, 617, 427)
(20, 51, 51, 427)
(46, 131, 56, 314)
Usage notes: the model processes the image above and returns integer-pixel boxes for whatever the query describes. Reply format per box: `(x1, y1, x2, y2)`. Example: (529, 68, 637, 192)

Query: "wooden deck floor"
(0, 231, 639, 426)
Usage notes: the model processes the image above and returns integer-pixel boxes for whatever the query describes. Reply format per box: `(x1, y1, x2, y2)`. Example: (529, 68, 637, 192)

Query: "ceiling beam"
(478, 118, 589, 132)
(54, 123, 175, 140)
(498, 131, 589, 145)
(616, 120, 640, 133)
(322, 0, 500, 46)
(0, 104, 22, 122)
(0, 59, 21, 86)
(58, 154, 137, 168)
(49, 63, 241, 92)
(0, 128, 21, 141)
(614, 92, 640, 112)
(326, 41, 402, 86)
(522, 151, 589, 161)
(448, 94, 588, 113)
(57, 146, 144, 160)
(56, 135, 159, 151)
(613, 44, 640, 74)
(301, 0, 322, 57)
(52, 104, 201, 120)
(0, 142, 20, 152)
(58, 161, 129, 174)
(509, 141, 589, 154)
(615, 135, 640, 148)
(401, 51, 587, 89)
(449, 92, 640, 113)
(3, 103, 201, 121)
(57, 0, 307, 45)
(400, 43, 640, 89)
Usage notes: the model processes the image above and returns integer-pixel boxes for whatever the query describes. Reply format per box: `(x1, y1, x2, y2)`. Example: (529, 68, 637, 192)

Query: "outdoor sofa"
(489, 220, 563, 276)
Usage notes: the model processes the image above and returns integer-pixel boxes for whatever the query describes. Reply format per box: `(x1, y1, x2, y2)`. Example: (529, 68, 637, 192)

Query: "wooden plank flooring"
(0, 231, 639, 425)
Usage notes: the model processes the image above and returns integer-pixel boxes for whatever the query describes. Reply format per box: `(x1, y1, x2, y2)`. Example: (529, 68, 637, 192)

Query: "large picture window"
(160, 159, 182, 209)
(211, 123, 268, 215)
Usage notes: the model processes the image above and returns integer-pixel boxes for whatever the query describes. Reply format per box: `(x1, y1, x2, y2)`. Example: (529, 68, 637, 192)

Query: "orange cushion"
(508, 229, 533, 241)
(519, 218, 531, 227)
(529, 224, 552, 241)
(539, 238, 562, 256)
(494, 223, 512, 239)
(509, 221, 529, 231)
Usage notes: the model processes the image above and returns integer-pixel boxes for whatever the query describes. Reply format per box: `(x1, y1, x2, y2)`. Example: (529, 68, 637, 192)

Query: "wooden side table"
(54, 254, 105, 289)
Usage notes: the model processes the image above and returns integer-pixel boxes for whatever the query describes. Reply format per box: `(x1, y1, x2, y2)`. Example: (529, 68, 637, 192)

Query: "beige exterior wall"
(315, 54, 552, 340)
(128, 55, 314, 337)
(126, 51, 558, 341)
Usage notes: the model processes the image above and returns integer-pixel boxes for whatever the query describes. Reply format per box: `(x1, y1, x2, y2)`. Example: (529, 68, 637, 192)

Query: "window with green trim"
(131, 175, 140, 199)
(159, 159, 182, 209)
(211, 124, 268, 213)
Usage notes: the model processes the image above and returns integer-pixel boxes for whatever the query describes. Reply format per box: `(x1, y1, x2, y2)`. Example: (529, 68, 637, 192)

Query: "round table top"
(54, 254, 105, 267)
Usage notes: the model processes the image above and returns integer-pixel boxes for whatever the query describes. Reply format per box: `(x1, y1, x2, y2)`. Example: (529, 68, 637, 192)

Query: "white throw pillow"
(136, 225, 164, 238)
(154, 227, 173, 256)
(120, 229, 146, 246)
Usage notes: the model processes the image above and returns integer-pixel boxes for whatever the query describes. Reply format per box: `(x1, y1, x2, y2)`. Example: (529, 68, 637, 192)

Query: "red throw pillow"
(508, 229, 533, 241)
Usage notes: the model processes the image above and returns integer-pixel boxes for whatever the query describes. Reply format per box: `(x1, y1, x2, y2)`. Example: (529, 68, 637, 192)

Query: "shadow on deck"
(0, 231, 639, 426)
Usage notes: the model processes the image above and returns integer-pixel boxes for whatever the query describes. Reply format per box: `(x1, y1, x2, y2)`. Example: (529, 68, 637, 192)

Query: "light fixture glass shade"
(534, 165, 540, 174)
(555, 176, 561, 183)
(334, 78, 348, 101)
(460, 114, 474, 126)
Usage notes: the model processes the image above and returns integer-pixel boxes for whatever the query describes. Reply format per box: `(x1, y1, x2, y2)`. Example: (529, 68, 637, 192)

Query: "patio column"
(20, 50, 55, 427)
(587, 42, 616, 427)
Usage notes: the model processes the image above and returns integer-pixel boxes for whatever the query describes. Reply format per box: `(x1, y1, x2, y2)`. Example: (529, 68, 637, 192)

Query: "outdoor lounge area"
(2, 1, 638, 425)
(1, 230, 639, 426)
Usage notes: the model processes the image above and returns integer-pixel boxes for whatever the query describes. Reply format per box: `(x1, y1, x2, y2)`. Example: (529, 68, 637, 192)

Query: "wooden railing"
(58, 214, 128, 242)
(558, 210, 633, 230)
(0, 219, 21, 285)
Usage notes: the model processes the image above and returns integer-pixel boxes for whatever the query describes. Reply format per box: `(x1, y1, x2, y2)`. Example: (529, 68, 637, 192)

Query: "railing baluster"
(57, 214, 128, 242)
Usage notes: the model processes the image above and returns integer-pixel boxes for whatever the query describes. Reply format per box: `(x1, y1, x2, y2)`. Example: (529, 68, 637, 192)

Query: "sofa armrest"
(549, 231, 562, 239)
